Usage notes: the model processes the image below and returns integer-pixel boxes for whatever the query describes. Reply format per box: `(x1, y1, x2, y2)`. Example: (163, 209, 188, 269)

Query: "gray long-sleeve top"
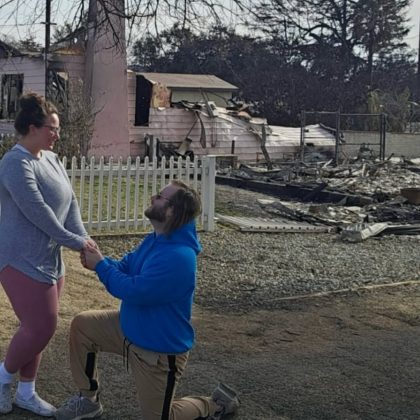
(0, 146, 88, 284)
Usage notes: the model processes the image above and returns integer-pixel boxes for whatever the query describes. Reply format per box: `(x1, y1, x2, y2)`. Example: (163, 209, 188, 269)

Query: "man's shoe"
(210, 382, 240, 419)
(14, 392, 56, 417)
(55, 394, 103, 420)
(0, 382, 12, 414)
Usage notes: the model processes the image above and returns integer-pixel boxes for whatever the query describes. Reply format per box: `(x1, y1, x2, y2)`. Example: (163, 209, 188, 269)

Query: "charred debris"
(216, 151, 420, 241)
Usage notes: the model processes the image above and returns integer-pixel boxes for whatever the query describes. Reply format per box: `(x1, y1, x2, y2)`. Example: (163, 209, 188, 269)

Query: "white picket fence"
(62, 155, 216, 233)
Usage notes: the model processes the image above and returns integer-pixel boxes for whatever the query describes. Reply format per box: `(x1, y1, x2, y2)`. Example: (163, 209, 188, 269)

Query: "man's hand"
(80, 239, 99, 269)
(81, 247, 105, 271)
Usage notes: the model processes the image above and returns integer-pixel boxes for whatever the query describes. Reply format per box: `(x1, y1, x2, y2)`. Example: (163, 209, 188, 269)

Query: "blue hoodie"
(95, 222, 202, 354)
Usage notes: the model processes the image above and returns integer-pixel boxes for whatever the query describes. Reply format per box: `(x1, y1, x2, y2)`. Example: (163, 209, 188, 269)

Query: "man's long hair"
(165, 180, 201, 234)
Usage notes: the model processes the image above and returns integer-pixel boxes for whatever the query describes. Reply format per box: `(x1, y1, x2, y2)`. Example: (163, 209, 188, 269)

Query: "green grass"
(69, 175, 160, 234)
(71, 177, 203, 234)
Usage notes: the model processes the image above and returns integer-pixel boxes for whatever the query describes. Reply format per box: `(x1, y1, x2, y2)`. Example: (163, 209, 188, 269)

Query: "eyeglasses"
(43, 125, 61, 134)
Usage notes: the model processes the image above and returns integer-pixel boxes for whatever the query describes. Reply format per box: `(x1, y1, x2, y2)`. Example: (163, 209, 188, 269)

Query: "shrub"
(0, 134, 17, 159)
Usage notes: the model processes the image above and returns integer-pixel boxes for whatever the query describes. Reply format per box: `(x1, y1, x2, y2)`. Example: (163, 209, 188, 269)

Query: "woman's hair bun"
(19, 92, 43, 111)
(14, 92, 58, 136)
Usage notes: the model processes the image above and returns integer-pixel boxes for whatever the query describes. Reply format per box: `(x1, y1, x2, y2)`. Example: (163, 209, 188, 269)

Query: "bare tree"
(252, 0, 411, 78)
(0, 0, 256, 50)
(52, 78, 96, 159)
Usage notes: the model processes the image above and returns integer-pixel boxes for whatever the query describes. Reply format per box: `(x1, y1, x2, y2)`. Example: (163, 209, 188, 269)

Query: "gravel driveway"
(3, 184, 419, 420)
(97, 184, 420, 312)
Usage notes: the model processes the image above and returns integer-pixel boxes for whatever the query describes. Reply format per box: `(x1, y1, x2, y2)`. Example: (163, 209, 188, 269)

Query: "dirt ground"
(2, 184, 420, 419)
(2, 252, 420, 419)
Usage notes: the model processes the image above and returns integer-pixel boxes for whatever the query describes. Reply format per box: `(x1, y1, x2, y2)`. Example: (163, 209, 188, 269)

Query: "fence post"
(380, 113, 387, 160)
(300, 110, 306, 162)
(335, 110, 341, 165)
(200, 155, 216, 232)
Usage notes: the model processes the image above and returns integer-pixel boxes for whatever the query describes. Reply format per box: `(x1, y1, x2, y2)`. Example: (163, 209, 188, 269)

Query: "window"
(0, 74, 23, 120)
(134, 75, 152, 126)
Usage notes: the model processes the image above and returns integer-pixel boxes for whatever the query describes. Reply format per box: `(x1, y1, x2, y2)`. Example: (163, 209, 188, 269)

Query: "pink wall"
(84, 0, 130, 158)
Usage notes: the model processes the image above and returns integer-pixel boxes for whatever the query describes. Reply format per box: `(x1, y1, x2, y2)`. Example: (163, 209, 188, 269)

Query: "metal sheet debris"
(215, 214, 334, 233)
(216, 155, 420, 239)
(339, 223, 390, 242)
(339, 222, 420, 242)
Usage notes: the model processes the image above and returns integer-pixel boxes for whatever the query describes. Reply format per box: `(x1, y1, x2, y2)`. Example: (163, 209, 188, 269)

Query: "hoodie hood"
(155, 221, 202, 255)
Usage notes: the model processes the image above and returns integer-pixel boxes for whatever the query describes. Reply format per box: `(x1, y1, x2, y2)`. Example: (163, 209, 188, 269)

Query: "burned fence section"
(300, 111, 387, 164)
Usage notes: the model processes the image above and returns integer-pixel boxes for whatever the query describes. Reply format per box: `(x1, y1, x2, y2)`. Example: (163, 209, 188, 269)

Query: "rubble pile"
(218, 156, 420, 240)
(314, 159, 420, 199)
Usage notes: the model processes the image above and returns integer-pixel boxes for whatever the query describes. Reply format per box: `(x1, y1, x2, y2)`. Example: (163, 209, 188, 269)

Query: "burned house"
(0, 37, 335, 162)
(0, 0, 336, 162)
(0, 5, 130, 158)
(127, 71, 336, 162)
(0, 37, 85, 118)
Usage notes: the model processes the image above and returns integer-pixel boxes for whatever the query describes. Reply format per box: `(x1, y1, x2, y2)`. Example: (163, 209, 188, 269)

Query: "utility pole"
(417, 17, 420, 104)
(43, 0, 52, 98)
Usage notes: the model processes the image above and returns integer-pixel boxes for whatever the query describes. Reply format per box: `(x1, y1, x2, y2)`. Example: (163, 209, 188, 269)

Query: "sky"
(407, 0, 420, 50)
(0, 0, 419, 52)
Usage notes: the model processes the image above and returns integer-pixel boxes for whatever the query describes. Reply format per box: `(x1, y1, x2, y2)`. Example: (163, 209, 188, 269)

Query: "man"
(55, 180, 239, 420)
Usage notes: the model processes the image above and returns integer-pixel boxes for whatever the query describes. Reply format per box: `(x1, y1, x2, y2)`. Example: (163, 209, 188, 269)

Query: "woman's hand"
(84, 238, 98, 251)
(80, 238, 99, 269)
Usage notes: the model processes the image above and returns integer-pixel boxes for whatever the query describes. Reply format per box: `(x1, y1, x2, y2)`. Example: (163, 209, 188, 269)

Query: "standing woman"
(0, 92, 96, 417)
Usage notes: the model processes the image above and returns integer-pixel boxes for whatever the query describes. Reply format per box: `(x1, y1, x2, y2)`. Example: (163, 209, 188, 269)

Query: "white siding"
(128, 71, 136, 125)
(0, 54, 85, 99)
(128, 101, 336, 161)
(0, 56, 45, 95)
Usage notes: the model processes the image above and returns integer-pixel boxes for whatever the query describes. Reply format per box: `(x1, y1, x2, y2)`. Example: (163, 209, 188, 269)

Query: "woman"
(0, 92, 96, 417)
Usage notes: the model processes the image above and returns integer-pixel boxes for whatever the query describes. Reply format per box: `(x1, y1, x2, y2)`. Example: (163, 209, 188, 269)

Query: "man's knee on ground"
(70, 312, 92, 336)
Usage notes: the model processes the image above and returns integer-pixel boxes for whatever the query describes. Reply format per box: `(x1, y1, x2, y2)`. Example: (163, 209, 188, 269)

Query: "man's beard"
(144, 204, 167, 223)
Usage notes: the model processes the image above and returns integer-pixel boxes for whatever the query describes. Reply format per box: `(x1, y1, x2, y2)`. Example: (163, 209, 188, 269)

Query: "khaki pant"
(69, 310, 219, 420)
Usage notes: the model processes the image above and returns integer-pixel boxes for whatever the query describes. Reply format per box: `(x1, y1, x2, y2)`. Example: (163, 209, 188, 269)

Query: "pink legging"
(0, 266, 64, 380)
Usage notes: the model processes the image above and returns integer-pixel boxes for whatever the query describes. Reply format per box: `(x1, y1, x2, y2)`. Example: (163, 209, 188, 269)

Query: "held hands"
(84, 238, 98, 251)
(80, 239, 104, 270)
